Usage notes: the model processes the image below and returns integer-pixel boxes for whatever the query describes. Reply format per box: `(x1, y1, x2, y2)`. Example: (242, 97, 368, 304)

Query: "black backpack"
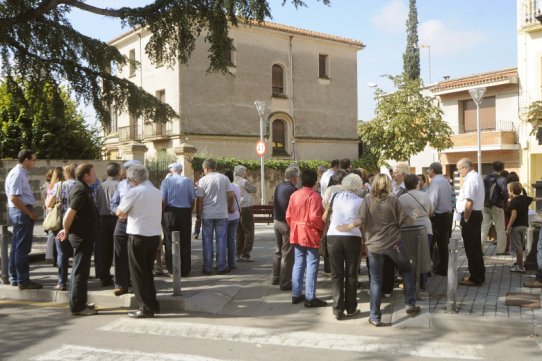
(484, 175, 501, 208)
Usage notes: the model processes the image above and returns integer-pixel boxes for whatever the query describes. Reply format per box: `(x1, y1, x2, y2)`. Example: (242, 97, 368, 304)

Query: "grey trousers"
(272, 220, 294, 290)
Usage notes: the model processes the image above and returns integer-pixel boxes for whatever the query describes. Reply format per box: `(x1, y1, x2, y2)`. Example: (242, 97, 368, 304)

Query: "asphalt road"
(1, 300, 541, 361)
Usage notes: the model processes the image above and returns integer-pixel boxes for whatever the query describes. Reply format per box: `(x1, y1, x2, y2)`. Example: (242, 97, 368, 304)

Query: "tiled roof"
(428, 67, 518, 93)
(244, 20, 364, 48)
(109, 20, 364, 49)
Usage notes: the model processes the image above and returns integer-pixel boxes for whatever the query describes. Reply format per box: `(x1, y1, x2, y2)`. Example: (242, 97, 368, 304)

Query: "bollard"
(447, 237, 458, 313)
(171, 231, 182, 296)
(415, 233, 421, 298)
(1, 225, 9, 284)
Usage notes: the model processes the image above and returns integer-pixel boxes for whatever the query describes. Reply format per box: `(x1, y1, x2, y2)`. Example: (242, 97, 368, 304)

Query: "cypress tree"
(403, 0, 420, 80)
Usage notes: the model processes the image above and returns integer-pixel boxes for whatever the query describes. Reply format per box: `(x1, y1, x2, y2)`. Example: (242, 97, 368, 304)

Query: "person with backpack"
(480, 161, 509, 255)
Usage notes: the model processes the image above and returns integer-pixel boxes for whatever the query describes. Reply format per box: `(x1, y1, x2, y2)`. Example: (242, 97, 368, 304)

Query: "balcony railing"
(521, 0, 542, 27)
(118, 126, 143, 142)
(449, 120, 516, 135)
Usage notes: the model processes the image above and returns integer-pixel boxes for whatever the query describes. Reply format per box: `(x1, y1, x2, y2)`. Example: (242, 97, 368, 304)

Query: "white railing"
(449, 120, 516, 135)
(522, 0, 542, 27)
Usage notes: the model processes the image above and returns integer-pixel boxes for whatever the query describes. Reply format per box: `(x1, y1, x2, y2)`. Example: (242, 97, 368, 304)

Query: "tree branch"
(0, 0, 60, 27)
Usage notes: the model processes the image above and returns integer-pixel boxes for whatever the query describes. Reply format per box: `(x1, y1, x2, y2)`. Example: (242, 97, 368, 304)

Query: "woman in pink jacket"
(286, 169, 326, 308)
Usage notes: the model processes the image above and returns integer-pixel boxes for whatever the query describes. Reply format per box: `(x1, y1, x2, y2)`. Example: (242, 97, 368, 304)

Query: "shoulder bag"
(43, 182, 63, 232)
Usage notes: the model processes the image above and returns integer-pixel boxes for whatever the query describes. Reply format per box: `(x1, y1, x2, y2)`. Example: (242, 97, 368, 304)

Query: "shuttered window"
(462, 96, 496, 133)
(272, 64, 284, 95)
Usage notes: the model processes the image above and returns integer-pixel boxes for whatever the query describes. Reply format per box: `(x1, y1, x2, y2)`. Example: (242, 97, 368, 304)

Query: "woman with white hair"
(324, 173, 364, 320)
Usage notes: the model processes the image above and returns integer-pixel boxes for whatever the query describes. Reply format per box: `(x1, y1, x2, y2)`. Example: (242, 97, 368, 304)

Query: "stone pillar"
(174, 143, 197, 180)
(121, 143, 148, 163)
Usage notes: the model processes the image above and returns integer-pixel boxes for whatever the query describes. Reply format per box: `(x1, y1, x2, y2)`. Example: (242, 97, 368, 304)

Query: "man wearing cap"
(427, 162, 453, 276)
(234, 165, 257, 262)
(110, 159, 141, 295)
(5, 149, 42, 290)
(161, 162, 196, 277)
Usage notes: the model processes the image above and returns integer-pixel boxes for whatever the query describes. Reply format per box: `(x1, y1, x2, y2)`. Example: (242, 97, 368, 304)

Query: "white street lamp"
(254, 100, 266, 205)
(419, 44, 432, 83)
(468, 87, 486, 174)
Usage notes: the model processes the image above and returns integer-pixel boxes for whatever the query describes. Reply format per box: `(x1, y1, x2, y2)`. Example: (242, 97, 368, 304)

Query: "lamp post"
(468, 87, 486, 174)
(419, 44, 432, 83)
(254, 100, 266, 205)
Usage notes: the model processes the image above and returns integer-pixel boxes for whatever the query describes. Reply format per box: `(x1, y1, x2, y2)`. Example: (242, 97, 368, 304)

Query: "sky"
(69, 0, 518, 122)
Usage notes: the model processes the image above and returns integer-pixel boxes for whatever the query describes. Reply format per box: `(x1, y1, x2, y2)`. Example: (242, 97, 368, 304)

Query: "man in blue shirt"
(161, 162, 196, 277)
(5, 149, 41, 289)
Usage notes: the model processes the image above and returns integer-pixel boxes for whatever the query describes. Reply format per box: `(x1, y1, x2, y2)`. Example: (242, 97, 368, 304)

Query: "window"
(319, 54, 329, 79)
(155, 89, 165, 103)
(129, 49, 136, 77)
(272, 119, 288, 156)
(272, 64, 284, 96)
(109, 105, 117, 133)
(461, 96, 496, 133)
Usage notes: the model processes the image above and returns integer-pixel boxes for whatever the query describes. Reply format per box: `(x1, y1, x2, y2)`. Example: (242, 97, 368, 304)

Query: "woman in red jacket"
(286, 169, 326, 308)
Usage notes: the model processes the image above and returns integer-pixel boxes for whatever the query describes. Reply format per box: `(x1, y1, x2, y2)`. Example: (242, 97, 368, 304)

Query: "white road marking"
(31, 344, 234, 361)
(100, 319, 484, 359)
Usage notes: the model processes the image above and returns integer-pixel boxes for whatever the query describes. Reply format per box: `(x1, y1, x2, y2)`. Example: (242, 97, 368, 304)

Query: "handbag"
(43, 182, 63, 232)
(319, 193, 338, 257)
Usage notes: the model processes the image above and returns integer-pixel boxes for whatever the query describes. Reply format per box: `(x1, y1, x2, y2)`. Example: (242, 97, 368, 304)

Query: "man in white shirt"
(116, 164, 162, 318)
(455, 158, 486, 286)
(320, 159, 339, 198)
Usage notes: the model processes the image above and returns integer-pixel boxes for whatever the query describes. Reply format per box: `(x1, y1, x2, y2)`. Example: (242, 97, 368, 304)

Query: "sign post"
(254, 101, 267, 205)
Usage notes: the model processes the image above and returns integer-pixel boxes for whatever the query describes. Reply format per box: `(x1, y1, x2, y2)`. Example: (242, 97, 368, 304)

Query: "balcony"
(144, 123, 169, 140)
(521, 0, 542, 30)
(445, 121, 518, 152)
(118, 126, 143, 142)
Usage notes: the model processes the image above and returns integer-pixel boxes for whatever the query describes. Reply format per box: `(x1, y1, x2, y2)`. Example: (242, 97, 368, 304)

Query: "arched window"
(272, 119, 287, 156)
(272, 64, 284, 96)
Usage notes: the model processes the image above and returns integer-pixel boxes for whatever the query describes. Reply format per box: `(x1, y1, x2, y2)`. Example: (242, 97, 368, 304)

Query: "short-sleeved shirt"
(428, 174, 452, 214)
(96, 178, 120, 216)
(118, 180, 162, 237)
(456, 170, 485, 212)
(274, 181, 297, 222)
(68, 180, 98, 240)
(52, 179, 77, 215)
(160, 174, 196, 208)
(228, 183, 241, 221)
(509, 195, 533, 228)
(196, 172, 231, 219)
(5, 164, 35, 207)
(327, 191, 363, 237)
(110, 179, 132, 213)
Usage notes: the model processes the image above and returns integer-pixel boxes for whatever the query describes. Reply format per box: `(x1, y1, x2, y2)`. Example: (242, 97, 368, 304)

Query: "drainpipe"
(289, 35, 296, 160)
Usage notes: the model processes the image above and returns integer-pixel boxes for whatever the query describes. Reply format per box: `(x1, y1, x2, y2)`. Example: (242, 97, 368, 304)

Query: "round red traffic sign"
(256, 140, 266, 156)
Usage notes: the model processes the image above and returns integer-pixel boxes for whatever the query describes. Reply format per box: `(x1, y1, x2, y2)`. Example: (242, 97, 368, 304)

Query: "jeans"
(8, 206, 35, 284)
(69, 234, 94, 313)
(227, 219, 239, 270)
(292, 245, 320, 301)
(272, 220, 294, 290)
(202, 218, 228, 273)
(536, 229, 542, 281)
(481, 206, 506, 253)
(55, 235, 73, 286)
(367, 242, 416, 322)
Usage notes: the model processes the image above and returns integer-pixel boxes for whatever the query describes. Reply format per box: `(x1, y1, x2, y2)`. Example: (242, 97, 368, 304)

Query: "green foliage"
(403, 0, 420, 80)
(191, 155, 329, 172)
(0, 1, 329, 130)
(0, 77, 102, 159)
(359, 74, 453, 164)
(527, 100, 542, 134)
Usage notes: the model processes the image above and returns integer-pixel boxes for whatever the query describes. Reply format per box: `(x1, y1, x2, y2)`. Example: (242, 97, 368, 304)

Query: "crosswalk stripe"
(31, 344, 234, 361)
(100, 319, 484, 359)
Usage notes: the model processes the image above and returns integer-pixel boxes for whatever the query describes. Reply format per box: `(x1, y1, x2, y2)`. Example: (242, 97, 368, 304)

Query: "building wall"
(108, 23, 360, 161)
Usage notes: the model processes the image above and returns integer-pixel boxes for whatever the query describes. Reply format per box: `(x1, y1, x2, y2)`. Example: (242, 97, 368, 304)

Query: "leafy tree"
(526, 100, 542, 144)
(0, 0, 329, 130)
(0, 76, 102, 159)
(358, 74, 453, 164)
(403, 0, 420, 80)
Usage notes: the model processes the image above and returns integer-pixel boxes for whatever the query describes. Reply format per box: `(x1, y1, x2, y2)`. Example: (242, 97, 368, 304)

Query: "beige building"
(427, 68, 521, 176)
(103, 21, 363, 163)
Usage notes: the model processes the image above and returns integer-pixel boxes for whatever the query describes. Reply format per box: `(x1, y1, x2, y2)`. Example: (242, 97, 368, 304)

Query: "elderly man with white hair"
(392, 162, 410, 197)
(110, 159, 141, 296)
(160, 162, 196, 277)
(116, 164, 162, 318)
(234, 165, 258, 262)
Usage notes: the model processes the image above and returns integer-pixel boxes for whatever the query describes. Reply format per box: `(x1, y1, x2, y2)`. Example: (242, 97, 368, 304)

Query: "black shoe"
(304, 298, 327, 308)
(128, 310, 154, 319)
(18, 280, 43, 290)
(100, 278, 114, 287)
(217, 269, 230, 275)
(346, 309, 361, 318)
(406, 306, 421, 315)
(292, 295, 305, 304)
(368, 318, 390, 327)
(280, 286, 292, 291)
(10, 281, 18, 287)
(334, 310, 345, 320)
(271, 279, 279, 285)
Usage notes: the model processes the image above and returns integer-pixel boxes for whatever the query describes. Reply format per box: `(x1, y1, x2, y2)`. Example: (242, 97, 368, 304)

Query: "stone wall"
(0, 160, 113, 224)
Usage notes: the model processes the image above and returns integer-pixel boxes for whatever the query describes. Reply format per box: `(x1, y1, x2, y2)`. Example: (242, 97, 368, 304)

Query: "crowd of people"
(5, 149, 542, 323)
